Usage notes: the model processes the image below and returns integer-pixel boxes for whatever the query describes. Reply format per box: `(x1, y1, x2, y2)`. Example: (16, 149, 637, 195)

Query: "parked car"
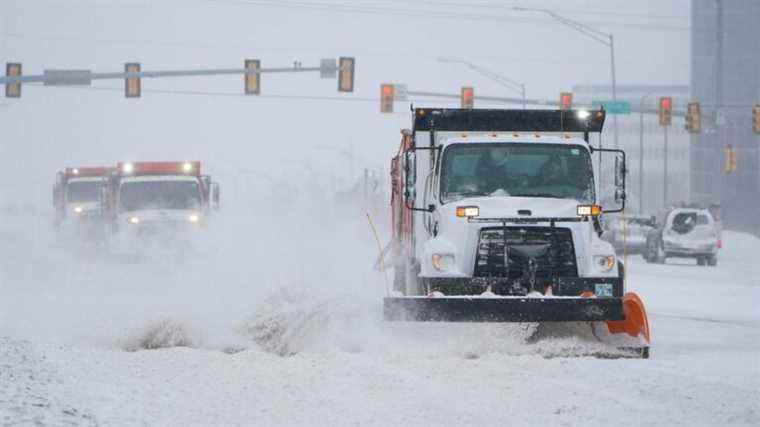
(602, 214, 657, 254)
(644, 208, 720, 266)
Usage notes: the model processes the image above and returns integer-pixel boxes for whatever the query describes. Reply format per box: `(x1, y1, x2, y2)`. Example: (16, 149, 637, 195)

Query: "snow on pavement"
(1, 203, 759, 425)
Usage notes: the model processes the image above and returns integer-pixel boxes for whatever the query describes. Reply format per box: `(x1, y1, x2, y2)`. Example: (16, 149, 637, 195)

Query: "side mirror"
(211, 182, 220, 211)
(614, 187, 626, 203)
(404, 150, 416, 203)
(598, 148, 626, 214)
(614, 155, 625, 188)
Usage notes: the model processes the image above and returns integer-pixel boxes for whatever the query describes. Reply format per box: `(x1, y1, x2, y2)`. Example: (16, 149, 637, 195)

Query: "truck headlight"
(73, 206, 84, 214)
(594, 255, 616, 272)
(188, 213, 200, 223)
(432, 254, 455, 272)
(128, 216, 140, 224)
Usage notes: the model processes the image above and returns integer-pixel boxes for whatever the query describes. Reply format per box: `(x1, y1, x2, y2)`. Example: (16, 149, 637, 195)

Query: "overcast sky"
(0, 0, 691, 202)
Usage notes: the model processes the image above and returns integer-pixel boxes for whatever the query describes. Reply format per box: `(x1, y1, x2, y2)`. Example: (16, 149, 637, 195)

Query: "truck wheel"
(708, 255, 718, 267)
(697, 257, 706, 266)
(405, 260, 421, 296)
(393, 258, 421, 296)
(392, 267, 406, 294)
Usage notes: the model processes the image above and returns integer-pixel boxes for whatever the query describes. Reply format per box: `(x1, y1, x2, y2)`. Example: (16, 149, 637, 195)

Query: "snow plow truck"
(102, 161, 219, 243)
(385, 108, 651, 358)
(53, 166, 113, 235)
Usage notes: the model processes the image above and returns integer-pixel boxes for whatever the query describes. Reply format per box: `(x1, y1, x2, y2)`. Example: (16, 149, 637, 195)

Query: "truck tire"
(697, 257, 706, 266)
(392, 267, 406, 294)
(393, 258, 421, 296)
(708, 255, 718, 267)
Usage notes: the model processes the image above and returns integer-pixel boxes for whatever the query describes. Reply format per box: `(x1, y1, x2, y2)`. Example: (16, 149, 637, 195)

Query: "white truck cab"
(415, 133, 619, 287)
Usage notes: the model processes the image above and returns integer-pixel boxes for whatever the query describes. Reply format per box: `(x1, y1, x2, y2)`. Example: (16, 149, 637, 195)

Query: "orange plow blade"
(605, 292, 651, 344)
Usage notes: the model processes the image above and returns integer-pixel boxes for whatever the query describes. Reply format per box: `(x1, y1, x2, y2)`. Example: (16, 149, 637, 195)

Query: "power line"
(205, 0, 689, 32)
(379, 0, 690, 21)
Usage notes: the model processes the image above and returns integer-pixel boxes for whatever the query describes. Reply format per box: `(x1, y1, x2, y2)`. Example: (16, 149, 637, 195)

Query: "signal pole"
(638, 91, 655, 214)
(663, 126, 669, 208)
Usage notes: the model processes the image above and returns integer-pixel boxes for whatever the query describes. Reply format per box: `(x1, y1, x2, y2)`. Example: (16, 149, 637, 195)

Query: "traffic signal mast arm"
(0, 64, 334, 85)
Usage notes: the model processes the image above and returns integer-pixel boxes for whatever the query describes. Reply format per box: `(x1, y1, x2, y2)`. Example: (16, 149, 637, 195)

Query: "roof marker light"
(72, 168, 79, 175)
(456, 206, 480, 218)
(122, 163, 134, 174)
(182, 162, 193, 173)
(577, 204, 602, 216)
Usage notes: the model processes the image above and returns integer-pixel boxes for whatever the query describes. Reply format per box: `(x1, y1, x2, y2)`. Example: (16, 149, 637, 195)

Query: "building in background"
(691, 0, 760, 234)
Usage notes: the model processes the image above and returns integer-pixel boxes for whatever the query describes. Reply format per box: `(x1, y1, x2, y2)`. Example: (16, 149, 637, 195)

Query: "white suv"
(645, 208, 720, 266)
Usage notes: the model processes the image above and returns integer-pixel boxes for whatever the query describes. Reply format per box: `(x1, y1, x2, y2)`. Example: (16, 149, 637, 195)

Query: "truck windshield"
(440, 143, 595, 203)
(66, 180, 102, 203)
(119, 180, 201, 212)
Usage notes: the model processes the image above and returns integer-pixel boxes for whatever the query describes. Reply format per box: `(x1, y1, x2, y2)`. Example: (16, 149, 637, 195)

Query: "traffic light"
(685, 102, 701, 133)
(658, 97, 672, 126)
(559, 92, 573, 110)
(124, 62, 141, 98)
(244, 59, 260, 95)
(5, 62, 21, 98)
(724, 145, 737, 174)
(461, 86, 474, 109)
(753, 104, 760, 134)
(337, 57, 355, 93)
(380, 84, 394, 113)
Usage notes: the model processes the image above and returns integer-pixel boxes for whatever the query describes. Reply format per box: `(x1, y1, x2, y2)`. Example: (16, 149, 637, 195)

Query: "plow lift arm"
(384, 108, 650, 358)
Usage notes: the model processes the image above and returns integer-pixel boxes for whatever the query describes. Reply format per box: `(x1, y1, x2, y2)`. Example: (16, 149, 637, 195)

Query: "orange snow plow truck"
(385, 108, 651, 358)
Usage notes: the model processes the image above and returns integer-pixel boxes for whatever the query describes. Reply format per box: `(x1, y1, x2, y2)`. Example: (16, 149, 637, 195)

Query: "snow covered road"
(1, 208, 758, 426)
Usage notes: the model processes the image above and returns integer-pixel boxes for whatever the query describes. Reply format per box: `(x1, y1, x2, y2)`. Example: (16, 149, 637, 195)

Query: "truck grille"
(474, 226, 578, 280)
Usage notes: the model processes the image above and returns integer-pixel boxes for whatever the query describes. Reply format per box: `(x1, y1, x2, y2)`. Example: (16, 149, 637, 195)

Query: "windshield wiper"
(449, 191, 490, 199)
(510, 193, 564, 199)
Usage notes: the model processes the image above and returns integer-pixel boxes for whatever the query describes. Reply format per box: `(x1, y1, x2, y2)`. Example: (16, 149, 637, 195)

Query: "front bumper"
(419, 276, 624, 298)
(383, 296, 624, 322)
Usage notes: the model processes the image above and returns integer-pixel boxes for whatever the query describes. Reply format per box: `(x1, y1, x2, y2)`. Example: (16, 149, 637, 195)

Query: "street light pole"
(512, 7, 618, 147)
(437, 57, 527, 108)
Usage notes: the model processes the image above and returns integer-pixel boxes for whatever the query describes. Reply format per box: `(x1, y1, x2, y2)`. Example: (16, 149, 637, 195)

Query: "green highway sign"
(592, 100, 631, 115)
